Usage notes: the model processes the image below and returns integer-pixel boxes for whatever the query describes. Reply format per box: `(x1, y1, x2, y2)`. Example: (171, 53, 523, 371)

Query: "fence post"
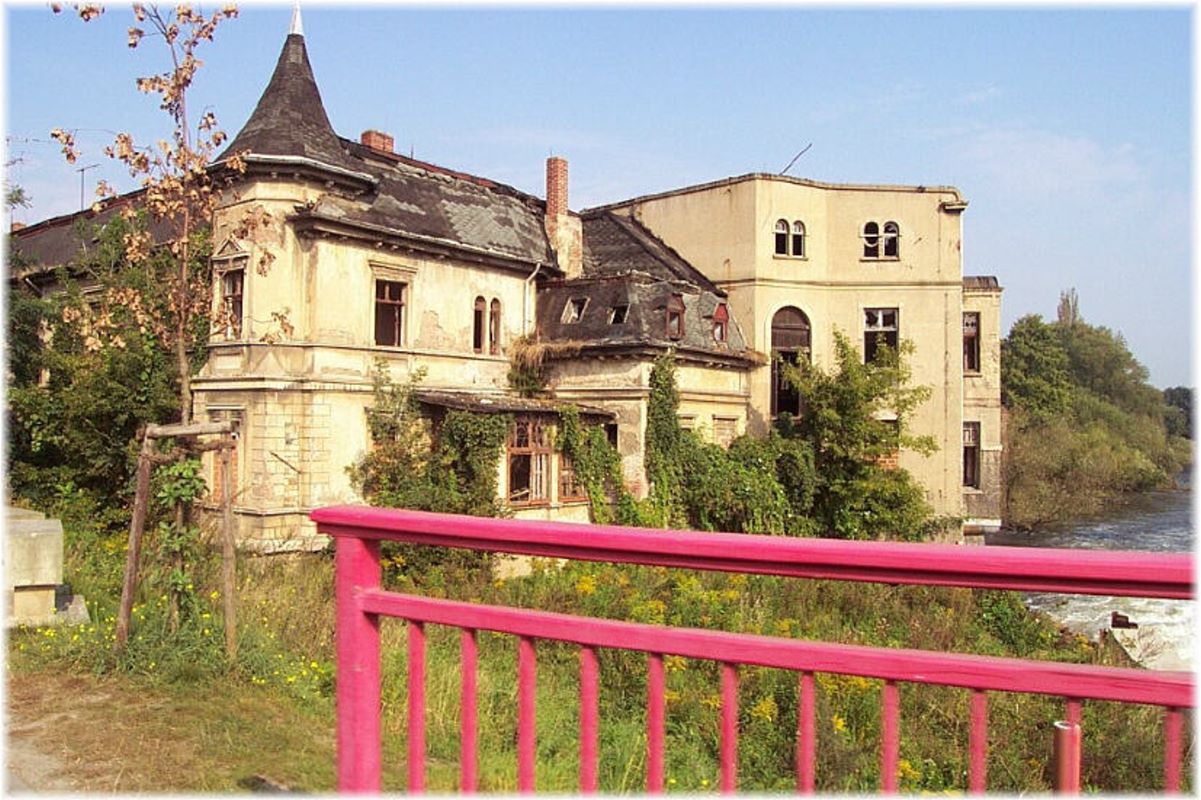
(1053, 720, 1081, 794)
(335, 534, 382, 792)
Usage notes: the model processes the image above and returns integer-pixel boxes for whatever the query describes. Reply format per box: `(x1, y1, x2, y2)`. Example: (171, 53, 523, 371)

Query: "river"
(985, 478, 1194, 671)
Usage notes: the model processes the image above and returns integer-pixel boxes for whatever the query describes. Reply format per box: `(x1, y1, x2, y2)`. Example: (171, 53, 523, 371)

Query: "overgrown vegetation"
(1002, 291, 1191, 528)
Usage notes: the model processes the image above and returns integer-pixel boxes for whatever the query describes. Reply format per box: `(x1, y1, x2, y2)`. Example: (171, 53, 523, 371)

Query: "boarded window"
(558, 453, 587, 503)
(473, 296, 486, 353)
(863, 307, 899, 363)
(963, 422, 981, 488)
(667, 294, 685, 339)
(375, 280, 405, 346)
(863, 222, 880, 258)
(221, 269, 244, 339)
(713, 303, 729, 343)
(509, 415, 550, 505)
(882, 221, 900, 257)
(774, 219, 789, 255)
(489, 299, 501, 355)
(771, 306, 810, 418)
(963, 312, 980, 372)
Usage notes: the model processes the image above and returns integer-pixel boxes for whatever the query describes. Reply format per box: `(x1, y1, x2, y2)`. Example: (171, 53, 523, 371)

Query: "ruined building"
(10, 21, 1003, 548)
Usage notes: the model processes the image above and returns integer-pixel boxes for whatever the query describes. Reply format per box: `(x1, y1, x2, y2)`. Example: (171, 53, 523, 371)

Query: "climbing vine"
(555, 406, 632, 525)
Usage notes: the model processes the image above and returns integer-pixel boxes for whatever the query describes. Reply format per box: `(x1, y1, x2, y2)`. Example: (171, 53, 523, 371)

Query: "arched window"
(882, 221, 899, 257)
(472, 296, 486, 353)
(791, 221, 806, 258)
(713, 303, 729, 343)
(774, 220, 789, 255)
(770, 306, 811, 418)
(489, 299, 501, 355)
(863, 222, 880, 258)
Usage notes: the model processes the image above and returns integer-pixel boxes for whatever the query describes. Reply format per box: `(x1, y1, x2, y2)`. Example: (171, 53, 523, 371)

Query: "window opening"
(963, 312, 980, 373)
(559, 453, 588, 503)
(713, 303, 729, 343)
(963, 422, 981, 488)
(666, 294, 685, 340)
(862, 222, 880, 258)
(609, 305, 629, 325)
(714, 416, 738, 448)
(771, 306, 810, 417)
(774, 219, 789, 255)
(220, 269, 244, 339)
(882, 221, 900, 258)
(473, 296, 486, 353)
(562, 297, 588, 324)
(863, 307, 899, 363)
(605, 423, 619, 448)
(489, 299, 501, 355)
(508, 416, 550, 505)
(375, 280, 405, 347)
(791, 221, 806, 258)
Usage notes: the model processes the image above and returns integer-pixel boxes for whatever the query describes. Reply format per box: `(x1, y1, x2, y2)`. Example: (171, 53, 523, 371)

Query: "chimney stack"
(361, 129, 395, 154)
(544, 156, 582, 279)
(10, 221, 26, 233)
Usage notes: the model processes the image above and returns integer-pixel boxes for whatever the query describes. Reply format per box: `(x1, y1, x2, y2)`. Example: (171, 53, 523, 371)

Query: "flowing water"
(985, 477, 1194, 670)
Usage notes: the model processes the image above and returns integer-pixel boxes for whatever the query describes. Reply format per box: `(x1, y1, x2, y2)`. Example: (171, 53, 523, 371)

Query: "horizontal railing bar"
(360, 589, 1193, 707)
(313, 507, 1192, 599)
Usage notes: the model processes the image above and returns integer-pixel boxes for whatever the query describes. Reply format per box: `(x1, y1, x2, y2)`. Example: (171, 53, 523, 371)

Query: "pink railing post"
(647, 653, 666, 793)
(461, 628, 478, 793)
(880, 680, 900, 794)
(579, 646, 599, 793)
(334, 534, 382, 792)
(720, 662, 739, 794)
(968, 689, 987, 793)
(408, 620, 426, 793)
(797, 671, 816, 794)
(518, 636, 537, 792)
(1053, 720, 1082, 793)
(1163, 707, 1183, 793)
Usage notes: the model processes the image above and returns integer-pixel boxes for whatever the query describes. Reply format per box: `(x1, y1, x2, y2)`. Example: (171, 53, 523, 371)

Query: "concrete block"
(6, 517, 63, 587)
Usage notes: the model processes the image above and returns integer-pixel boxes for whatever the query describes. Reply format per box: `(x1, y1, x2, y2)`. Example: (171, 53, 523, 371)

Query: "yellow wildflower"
(831, 714, 847, 733)
(750, 696, 777, 723)
(575, 575, 597, 596)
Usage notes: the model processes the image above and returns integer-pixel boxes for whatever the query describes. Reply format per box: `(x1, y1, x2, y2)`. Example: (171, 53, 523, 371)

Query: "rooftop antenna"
(289, 0, 303, 36)
(779, 143, 812, 176)
(76, 163, 99, 210)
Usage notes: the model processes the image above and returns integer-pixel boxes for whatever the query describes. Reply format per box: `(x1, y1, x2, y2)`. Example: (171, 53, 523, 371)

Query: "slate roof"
(413, 390, 614, 419)
(581, 211, 720, 293)
(963, 275, 1002, 291)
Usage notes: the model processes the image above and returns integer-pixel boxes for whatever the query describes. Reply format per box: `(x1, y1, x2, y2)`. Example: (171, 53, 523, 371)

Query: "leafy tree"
(1163, 386, 1192, 439)
(1001, 314, 1072, 417)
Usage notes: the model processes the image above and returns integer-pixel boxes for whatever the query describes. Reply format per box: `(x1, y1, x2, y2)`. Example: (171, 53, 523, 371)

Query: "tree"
(1163, 386, 1192, 439)
(1001, 314, 1072, 417)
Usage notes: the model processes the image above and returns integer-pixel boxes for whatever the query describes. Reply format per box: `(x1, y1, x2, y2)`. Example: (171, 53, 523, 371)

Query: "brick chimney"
(10, 221, 26, 232)
(544, 156, 582, 278)
(361, 129, 394, 154)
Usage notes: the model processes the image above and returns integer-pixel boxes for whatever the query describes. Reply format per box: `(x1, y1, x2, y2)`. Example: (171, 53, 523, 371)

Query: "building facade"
(10, 22, 1003, 547)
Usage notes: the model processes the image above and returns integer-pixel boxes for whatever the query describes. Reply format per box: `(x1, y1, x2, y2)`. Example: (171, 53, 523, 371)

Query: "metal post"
(335, 534, 382, 792)
(1053, 720, 1081, 794)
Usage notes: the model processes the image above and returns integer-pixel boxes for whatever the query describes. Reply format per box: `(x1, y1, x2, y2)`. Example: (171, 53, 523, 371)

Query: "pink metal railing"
(312, 505, 1195, 794)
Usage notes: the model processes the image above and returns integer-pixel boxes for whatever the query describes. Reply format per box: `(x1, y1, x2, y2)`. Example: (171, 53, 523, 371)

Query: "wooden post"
(115, 433, 154, 652)
(220, 439, 237, 661)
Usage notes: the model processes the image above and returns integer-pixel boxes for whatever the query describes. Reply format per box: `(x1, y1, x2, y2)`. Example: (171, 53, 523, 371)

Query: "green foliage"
(1163, 386, 1192, 439)
(554, 406, 629, 525)
(1002, 300, 1190, 528)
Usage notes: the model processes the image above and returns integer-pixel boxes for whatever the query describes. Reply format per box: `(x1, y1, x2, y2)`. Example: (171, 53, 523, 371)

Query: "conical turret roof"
(221, 31, 361, 176)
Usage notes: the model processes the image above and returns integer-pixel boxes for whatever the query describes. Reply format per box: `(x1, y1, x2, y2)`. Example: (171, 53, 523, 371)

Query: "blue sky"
(4, 5, 1192, 387)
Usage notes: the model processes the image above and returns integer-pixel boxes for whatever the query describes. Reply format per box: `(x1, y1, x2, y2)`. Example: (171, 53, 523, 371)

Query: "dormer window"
(609, 304, 629, 325)
(562, 297, 588, 324)
(774, 219, 806, 258)
(713, 303, 729, 343)
(666, 294, 685, 339)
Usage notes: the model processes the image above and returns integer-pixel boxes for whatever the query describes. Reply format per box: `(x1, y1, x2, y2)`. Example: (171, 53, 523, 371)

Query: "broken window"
(666, 294, 685, 339)
(774, 219, 789, 255)
(473, 296, 486, 353)
(508, 415, 550, 506)
(771, 306, 810, 418)
(609, 304, 629, 325)
(791, 221, 806, 257)
(712, 303, 729, 343)
(605, 423, 618, 448)
(558, 453, 588, 503)
(882, 221, 900, 257)
(374, 280, 405, 347)
(862, 222, 880, 258)
(489, 299, 501, 355)
(963, 312, 980, 373)
(963, 422, 981, 488)
(220, 269, 244, 339)
(562, 297, 588, 324)
(863, 307, 899, 363)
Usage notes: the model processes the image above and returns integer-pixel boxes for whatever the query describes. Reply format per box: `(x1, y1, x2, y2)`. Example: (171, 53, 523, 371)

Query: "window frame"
(963, 422, 981, 489)
(666, 294, 685, 340)
(863, 307, 899, 363)
(374, 279, 407, 348)
(773, 218, 807, 259)
(558, 452, 589, 504)
(862, 220, 900, 260)
(712, 303, 729, 343)
(963, 311, 981, 374)
(219, 267, 245, 340)
(489, 299, 501, 355)
(609, 304, 629, 325)
(562, 297, 588, 324)
(770, 306, 811, 418)
(473, 296, 486, 354)
(774, 219, 789, 255)
(508, 415, 551, 507)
